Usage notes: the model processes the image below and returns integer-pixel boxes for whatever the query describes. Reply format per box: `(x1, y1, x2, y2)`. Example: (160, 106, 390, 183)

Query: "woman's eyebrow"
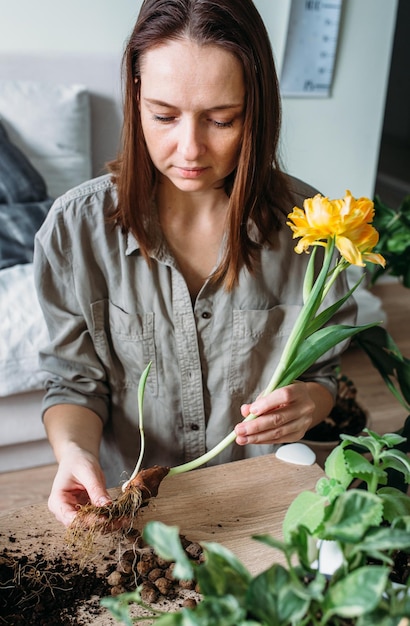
(143, 97, 243, 111)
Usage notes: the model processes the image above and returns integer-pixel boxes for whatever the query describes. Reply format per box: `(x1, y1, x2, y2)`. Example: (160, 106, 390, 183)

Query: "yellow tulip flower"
(287, 190, 386, 268)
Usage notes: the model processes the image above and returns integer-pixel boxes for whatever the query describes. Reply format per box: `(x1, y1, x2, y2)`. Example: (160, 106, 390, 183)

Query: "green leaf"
(246, 564, 309, 624)
(378, 487, 410, 522)
(380, 448, 410, 482)
(354, 326, 410, 411)
(315, 477, 346, 502)
(255, 528, 319, 571)
(321, 490, 383, 542)
(253, 533, 288, 554)
(321, 566, 389, 620)
(323, 444, 353, 488)
(379, 432, 407, 448)
(357, 613, 410, 626)
(142, 521, 194, 580)
(350, 526, 410, 557)
(101, 590, 146, 626)
(392, 514, 410, 531)
(282, 491, 326, 541)
(154, 615, 184, 626)
(291, 526, 320, 571)
(305, 280, 362, 338)
(343, 449, 387, 485)
(340, 428, 385, 458)
(177, 595, 246, 626)
(197, 542, 252, 599)
(277, 322, 379, 388)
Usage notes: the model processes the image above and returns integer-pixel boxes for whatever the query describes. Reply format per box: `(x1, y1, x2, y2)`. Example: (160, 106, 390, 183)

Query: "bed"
(0, 55, 122, 472)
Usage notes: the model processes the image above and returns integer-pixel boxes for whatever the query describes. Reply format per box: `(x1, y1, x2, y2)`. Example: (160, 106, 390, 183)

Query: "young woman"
(34, 0, 355, 527)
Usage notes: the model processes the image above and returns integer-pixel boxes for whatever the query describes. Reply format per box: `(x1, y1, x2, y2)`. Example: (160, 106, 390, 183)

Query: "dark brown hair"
(109, 0, 291, 289)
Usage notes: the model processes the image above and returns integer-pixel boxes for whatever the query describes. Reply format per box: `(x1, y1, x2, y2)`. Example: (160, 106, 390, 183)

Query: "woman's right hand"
(43, 404, 109, 527)
(48, 444, 111, 527)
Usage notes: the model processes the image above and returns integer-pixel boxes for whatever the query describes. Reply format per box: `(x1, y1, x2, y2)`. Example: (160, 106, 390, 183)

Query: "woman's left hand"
(235, 381, 332, 445)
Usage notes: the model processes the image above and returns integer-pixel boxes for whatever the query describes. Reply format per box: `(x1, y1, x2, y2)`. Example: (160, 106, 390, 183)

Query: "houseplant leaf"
(197, 542, 252, 599)
(377, 487, 410, 522)
(321, 490, 383, 542)
(354, 325, 410, 411)
(321, 565, 389, 620)
(142, 521, 194, 580)
(282, 491, 326, 542)
(246, 563, 309, 624)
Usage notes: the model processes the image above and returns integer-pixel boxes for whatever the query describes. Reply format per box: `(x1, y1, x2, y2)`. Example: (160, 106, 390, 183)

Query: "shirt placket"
(171, 268, 207, 462)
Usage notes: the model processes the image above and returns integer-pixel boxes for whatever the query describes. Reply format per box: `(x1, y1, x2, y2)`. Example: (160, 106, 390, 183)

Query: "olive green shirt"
(34, 174, 356, 487)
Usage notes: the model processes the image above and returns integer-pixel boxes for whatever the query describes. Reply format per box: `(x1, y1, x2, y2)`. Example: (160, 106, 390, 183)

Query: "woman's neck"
(156, 183, 229, 299)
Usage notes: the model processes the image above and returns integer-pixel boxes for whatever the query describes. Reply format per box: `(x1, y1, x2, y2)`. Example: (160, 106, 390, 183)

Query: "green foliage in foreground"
(102, 429, 410, 625)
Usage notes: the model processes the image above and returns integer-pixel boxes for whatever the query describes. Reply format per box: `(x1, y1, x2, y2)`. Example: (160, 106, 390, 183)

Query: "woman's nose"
(178, 119, 205, 160)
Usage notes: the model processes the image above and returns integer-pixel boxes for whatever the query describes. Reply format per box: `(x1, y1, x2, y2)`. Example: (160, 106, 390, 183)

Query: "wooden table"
(0, 453, 324, 623)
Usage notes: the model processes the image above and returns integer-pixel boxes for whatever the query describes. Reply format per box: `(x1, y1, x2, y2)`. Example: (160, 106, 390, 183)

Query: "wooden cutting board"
(0, 453, 324, 624)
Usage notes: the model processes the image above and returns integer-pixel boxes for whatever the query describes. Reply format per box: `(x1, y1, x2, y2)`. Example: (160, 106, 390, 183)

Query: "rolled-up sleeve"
(34, 197, 111, 423)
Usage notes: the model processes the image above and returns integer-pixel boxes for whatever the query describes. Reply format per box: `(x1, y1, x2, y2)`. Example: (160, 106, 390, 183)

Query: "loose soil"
(0, 528, 202, 625)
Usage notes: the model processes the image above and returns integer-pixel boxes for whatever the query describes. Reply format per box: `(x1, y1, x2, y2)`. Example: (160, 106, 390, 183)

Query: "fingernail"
(96, 496, 111, 506)
(236, 434, 248, 445)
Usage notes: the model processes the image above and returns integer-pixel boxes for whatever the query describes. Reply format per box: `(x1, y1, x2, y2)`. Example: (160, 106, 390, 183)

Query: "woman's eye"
(212, 120, 234, 128)
(153, 115, 175, 123)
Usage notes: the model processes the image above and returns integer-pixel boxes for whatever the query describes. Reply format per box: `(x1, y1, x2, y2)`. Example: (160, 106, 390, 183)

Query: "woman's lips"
(175, 166, 208, 178)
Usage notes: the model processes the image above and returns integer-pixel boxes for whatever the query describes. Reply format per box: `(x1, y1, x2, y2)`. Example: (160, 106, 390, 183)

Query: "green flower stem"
(169, 241, 338, 477)
(168, 428, 242, 476)
(168, 406, 276, 475)
(321, 257, 355, 302)
(262, 239, 336, 393)
(302, 246, 317, 303)
(122, 361, 152, 491)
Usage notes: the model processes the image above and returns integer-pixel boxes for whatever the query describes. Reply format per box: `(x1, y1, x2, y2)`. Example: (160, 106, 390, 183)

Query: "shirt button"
(190, 423, 200, 431)
(201, 311, 212, 319)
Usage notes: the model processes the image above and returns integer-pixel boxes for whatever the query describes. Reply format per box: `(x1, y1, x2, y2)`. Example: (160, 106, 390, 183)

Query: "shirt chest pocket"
(229, 304, 303, 395)
(91, 299, 157, 394)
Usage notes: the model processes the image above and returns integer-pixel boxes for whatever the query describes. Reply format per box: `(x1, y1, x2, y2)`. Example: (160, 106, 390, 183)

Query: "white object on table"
(275, 442, 316, 465)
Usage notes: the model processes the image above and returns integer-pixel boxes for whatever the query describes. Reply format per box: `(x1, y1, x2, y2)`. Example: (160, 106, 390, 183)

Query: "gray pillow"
(0, 199, 53, 269)
(0, 121, 48, 203)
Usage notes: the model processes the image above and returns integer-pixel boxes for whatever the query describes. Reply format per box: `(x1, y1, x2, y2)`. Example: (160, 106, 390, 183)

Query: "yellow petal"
(335, 235, 364, 266)
(362, 252, 386, 267)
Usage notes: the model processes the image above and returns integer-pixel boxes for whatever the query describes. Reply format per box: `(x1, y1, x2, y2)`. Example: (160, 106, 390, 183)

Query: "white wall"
(277, 0, 398, 199)
(0, 0, 139, 56)
(0, 0, 398, 198)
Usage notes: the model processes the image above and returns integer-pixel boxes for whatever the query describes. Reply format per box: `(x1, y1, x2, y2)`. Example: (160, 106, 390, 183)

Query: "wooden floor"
(1, 281, 409, 515)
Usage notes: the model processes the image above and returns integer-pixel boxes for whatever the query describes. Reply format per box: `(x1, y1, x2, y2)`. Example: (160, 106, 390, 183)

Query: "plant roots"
(69, 466, 170, 539)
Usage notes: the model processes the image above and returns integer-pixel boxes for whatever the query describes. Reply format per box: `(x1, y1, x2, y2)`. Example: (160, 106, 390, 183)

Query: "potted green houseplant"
(368, 194, 410, 288)
(102, 426, 410, 625)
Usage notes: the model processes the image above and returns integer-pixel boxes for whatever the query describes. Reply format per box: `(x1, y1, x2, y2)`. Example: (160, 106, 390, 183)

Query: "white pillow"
(0, 263, 48, 396)
(0, 79, 91, 198)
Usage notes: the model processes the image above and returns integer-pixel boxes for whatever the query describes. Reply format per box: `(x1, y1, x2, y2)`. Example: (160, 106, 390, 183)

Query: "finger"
(48, 494, 78, 527)
(87, 483, 112, 507)
(248, 389, 292, 416)
(240, 403, 251, 418)
(235, 414, 311, 445)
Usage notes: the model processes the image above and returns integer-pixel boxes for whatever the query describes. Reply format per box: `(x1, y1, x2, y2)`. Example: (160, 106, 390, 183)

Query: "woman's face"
(138, 38, 245, 195)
